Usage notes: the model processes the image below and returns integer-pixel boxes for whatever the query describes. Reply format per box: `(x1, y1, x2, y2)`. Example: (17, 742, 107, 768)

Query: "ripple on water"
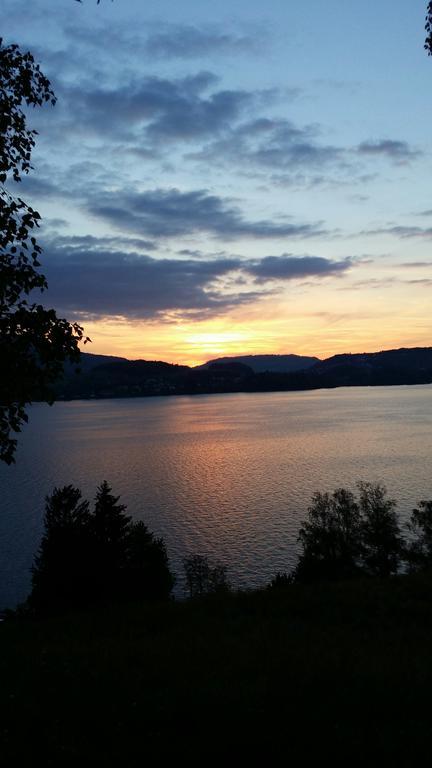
(1, 385, 431, 606)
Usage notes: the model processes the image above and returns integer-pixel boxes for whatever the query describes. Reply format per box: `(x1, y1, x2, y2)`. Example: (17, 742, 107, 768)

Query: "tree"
(183, 554, 230, 598)
(426, 2, 432, 55)
(294, 488, 363, 583)
(30, 485, 93, 613)
(1, 39, 87, 464)
(293, 482, 403, 583)
(29, 482, 174, 614)
(405, 500, 432, 570)
(92, 480, 131, 595)
(124, 521, 174, 600)
(358, 481, 402, 577)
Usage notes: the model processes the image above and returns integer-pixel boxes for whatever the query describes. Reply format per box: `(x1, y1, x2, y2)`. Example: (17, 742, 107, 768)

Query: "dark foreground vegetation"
(3, 572, 432, 762)
(2, 481, 432, 760)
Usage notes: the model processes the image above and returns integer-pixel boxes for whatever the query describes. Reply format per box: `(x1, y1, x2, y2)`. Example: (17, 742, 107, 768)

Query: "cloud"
(46, 233, 158, 252)
(189, 118, 344, 172)
(89, 187, 326, 240)
(362, 225, 432, 239)
(60, 19, 262, 62)
(246, 254, 351, 281)
(143, 24, 261, 59)
(62, 72, 253, 144)
(40, 238, 351, 321)
(398, 261, 432, 268)
(357, 140, 420, 163)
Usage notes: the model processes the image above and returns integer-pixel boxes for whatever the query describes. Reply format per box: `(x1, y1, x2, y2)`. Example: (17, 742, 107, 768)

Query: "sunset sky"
(4, 0, 432, 365)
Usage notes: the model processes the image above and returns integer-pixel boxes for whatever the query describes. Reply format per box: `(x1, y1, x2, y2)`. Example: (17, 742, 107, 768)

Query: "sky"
(4, 0, 432, 365)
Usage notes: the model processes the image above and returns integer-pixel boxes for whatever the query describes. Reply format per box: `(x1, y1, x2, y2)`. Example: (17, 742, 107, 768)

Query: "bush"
(183, 554, 231, 598)
(268, 571, 293, 590)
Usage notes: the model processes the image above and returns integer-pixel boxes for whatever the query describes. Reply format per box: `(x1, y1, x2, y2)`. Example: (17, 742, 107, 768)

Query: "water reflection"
(1, 385, 431, 607)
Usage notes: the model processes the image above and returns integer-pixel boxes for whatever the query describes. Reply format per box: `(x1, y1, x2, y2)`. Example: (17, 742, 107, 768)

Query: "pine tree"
(92, 480, 131, 598)
(30, 485, 93, 613)
(124, 521, 174, 600)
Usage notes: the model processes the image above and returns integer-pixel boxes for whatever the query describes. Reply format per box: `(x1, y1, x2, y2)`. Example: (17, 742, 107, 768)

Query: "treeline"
(22, 480, 432, 617)
(25, 482, 230, 616)
(56, 347, 432, 400)
(272, 481, 432, 587)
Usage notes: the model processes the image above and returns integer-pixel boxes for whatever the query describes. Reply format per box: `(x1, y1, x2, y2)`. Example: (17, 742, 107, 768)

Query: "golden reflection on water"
(1, 385, 432, 606)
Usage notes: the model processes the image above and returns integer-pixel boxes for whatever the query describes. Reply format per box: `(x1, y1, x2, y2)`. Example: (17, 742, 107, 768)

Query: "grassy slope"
(2, 573, 432, 763)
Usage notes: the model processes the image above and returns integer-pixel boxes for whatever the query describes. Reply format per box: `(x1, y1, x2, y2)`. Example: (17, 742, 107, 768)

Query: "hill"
(56, 346, 432, 400)
(200, 353, 319, 373)
(311, 346, 432, 386)
(62, 352, 127, 376)
(57, 356, 253, 399)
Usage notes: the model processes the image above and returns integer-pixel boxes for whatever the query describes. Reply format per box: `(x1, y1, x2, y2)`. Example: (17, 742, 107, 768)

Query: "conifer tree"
(124, 521, 174, 600)
(92, 480, 131, 597)
(30, 485, 93, 613)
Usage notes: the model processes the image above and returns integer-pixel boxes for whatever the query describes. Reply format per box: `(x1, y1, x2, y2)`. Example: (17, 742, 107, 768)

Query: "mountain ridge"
(56, 345, 432, 400)
(198, 353, 319, 373)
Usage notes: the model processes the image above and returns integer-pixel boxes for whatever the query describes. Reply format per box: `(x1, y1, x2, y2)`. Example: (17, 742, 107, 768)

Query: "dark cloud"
(63, 72, 252, 143)
(189, 118, 343, 172)
(144, 25, 260, 59)
(357, 140, 420, 163)
(362, 225, 432, 239)
(40, 238, 351, 321)
(42, 248, 245, 319)
(89, 187, 326, 240)
(398, 261, 432, 268)
(246, 254, 351, 281)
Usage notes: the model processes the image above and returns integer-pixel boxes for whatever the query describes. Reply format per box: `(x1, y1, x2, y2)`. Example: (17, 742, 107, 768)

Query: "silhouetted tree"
(29, 482, 173, 613)
(30, 486, 93, 613)
(358, 481, 402, 577)
(294, 488, 363, 583)
(1, 39, 87, 463)
(183, 554, 230, 598)
(426, 2, 432, 55)
(405, 500, 432, 571)
(92, 481, 131, 596)
(123, 521, 174, 600)
(293, 482, 403, 583)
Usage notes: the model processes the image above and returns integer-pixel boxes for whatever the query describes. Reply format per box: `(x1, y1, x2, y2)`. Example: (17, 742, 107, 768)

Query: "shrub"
(183, 554, 231, 598)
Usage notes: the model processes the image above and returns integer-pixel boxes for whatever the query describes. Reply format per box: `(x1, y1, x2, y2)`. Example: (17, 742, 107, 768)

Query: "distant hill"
(199, 354, 319, 373)
(311, 347, 432, 386)
(55, 346, 432, 400)
(63, 353, 127, 376)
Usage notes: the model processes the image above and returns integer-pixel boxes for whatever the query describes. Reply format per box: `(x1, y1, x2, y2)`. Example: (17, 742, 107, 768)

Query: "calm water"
(1, 385, 431, 608)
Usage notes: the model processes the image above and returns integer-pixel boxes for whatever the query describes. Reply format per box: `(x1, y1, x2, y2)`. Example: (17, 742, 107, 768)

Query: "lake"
(1, 385, 431, 608)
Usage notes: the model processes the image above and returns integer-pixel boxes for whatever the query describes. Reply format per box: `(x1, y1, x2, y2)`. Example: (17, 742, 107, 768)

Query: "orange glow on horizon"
(77, 266, 432, 365)
(80, 301, 432, 367)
